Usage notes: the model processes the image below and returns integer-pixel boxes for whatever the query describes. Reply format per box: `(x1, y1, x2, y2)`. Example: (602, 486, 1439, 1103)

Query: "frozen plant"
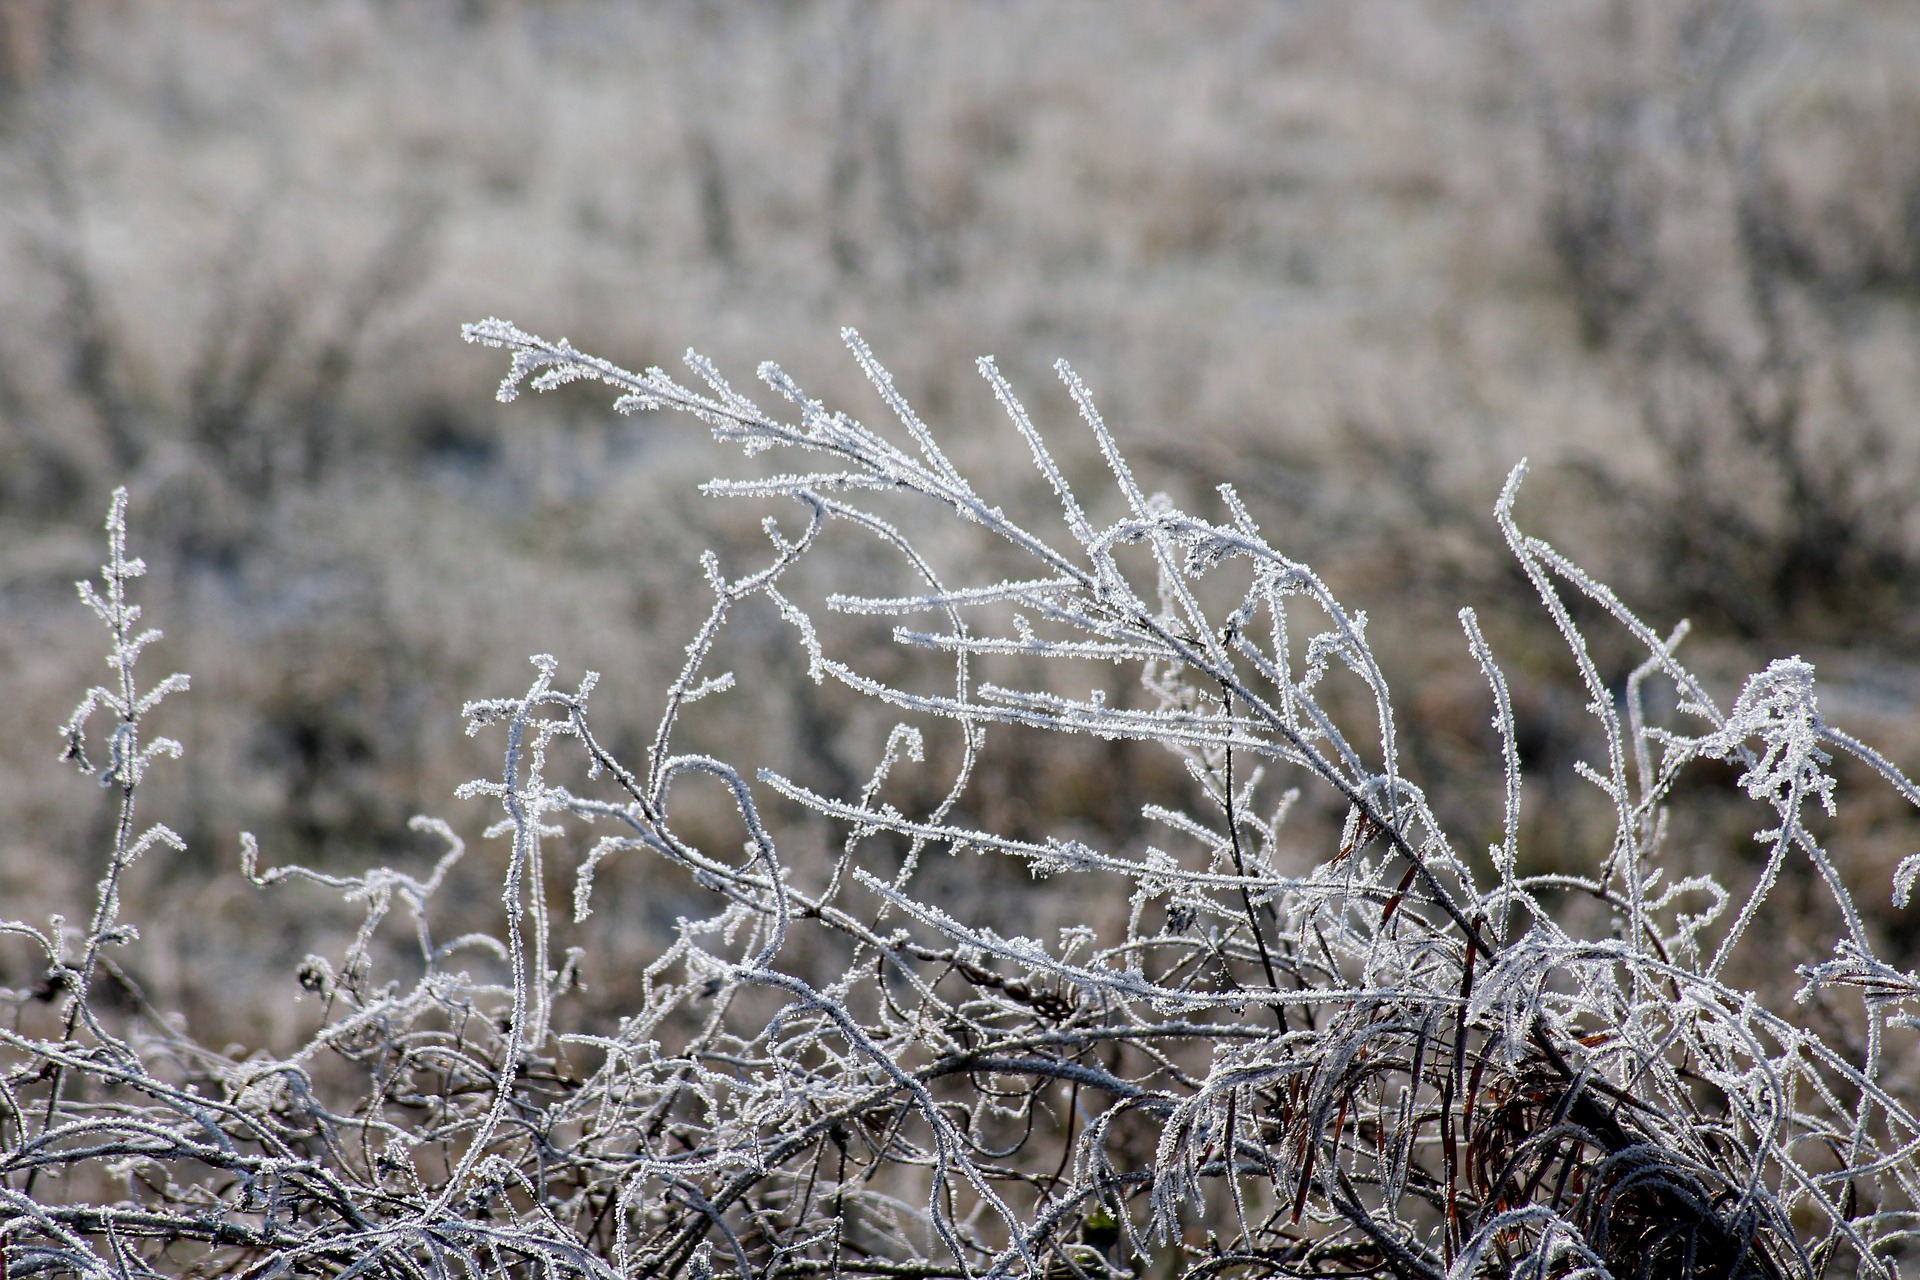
(2, 325, 1919, 1280)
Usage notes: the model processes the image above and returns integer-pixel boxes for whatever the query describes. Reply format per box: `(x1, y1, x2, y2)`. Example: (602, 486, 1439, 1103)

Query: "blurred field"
(2, 0, 1918, 1040)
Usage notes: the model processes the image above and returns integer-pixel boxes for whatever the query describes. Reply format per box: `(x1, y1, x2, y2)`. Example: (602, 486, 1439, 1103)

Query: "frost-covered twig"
(4, 330, 1917, 1280)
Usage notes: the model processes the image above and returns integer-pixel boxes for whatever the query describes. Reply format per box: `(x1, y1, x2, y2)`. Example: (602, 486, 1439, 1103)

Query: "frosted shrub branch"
(1, 330, 1916, 1280)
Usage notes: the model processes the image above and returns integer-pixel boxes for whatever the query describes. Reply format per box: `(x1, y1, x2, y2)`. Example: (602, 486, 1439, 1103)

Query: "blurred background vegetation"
(2, 0, 1918, 1041)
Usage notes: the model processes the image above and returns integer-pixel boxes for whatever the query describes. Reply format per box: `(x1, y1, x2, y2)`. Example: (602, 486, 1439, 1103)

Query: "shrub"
(1529, 2, 1920, 644)
(3, 323, 1919, 1280)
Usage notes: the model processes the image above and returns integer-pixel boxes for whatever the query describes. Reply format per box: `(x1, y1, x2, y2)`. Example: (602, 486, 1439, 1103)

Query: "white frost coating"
(7, 336, 1920, 1280)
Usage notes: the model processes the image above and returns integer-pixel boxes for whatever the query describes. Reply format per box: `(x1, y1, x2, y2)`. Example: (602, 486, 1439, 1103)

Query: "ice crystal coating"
(2, 333, 1917, 1280)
